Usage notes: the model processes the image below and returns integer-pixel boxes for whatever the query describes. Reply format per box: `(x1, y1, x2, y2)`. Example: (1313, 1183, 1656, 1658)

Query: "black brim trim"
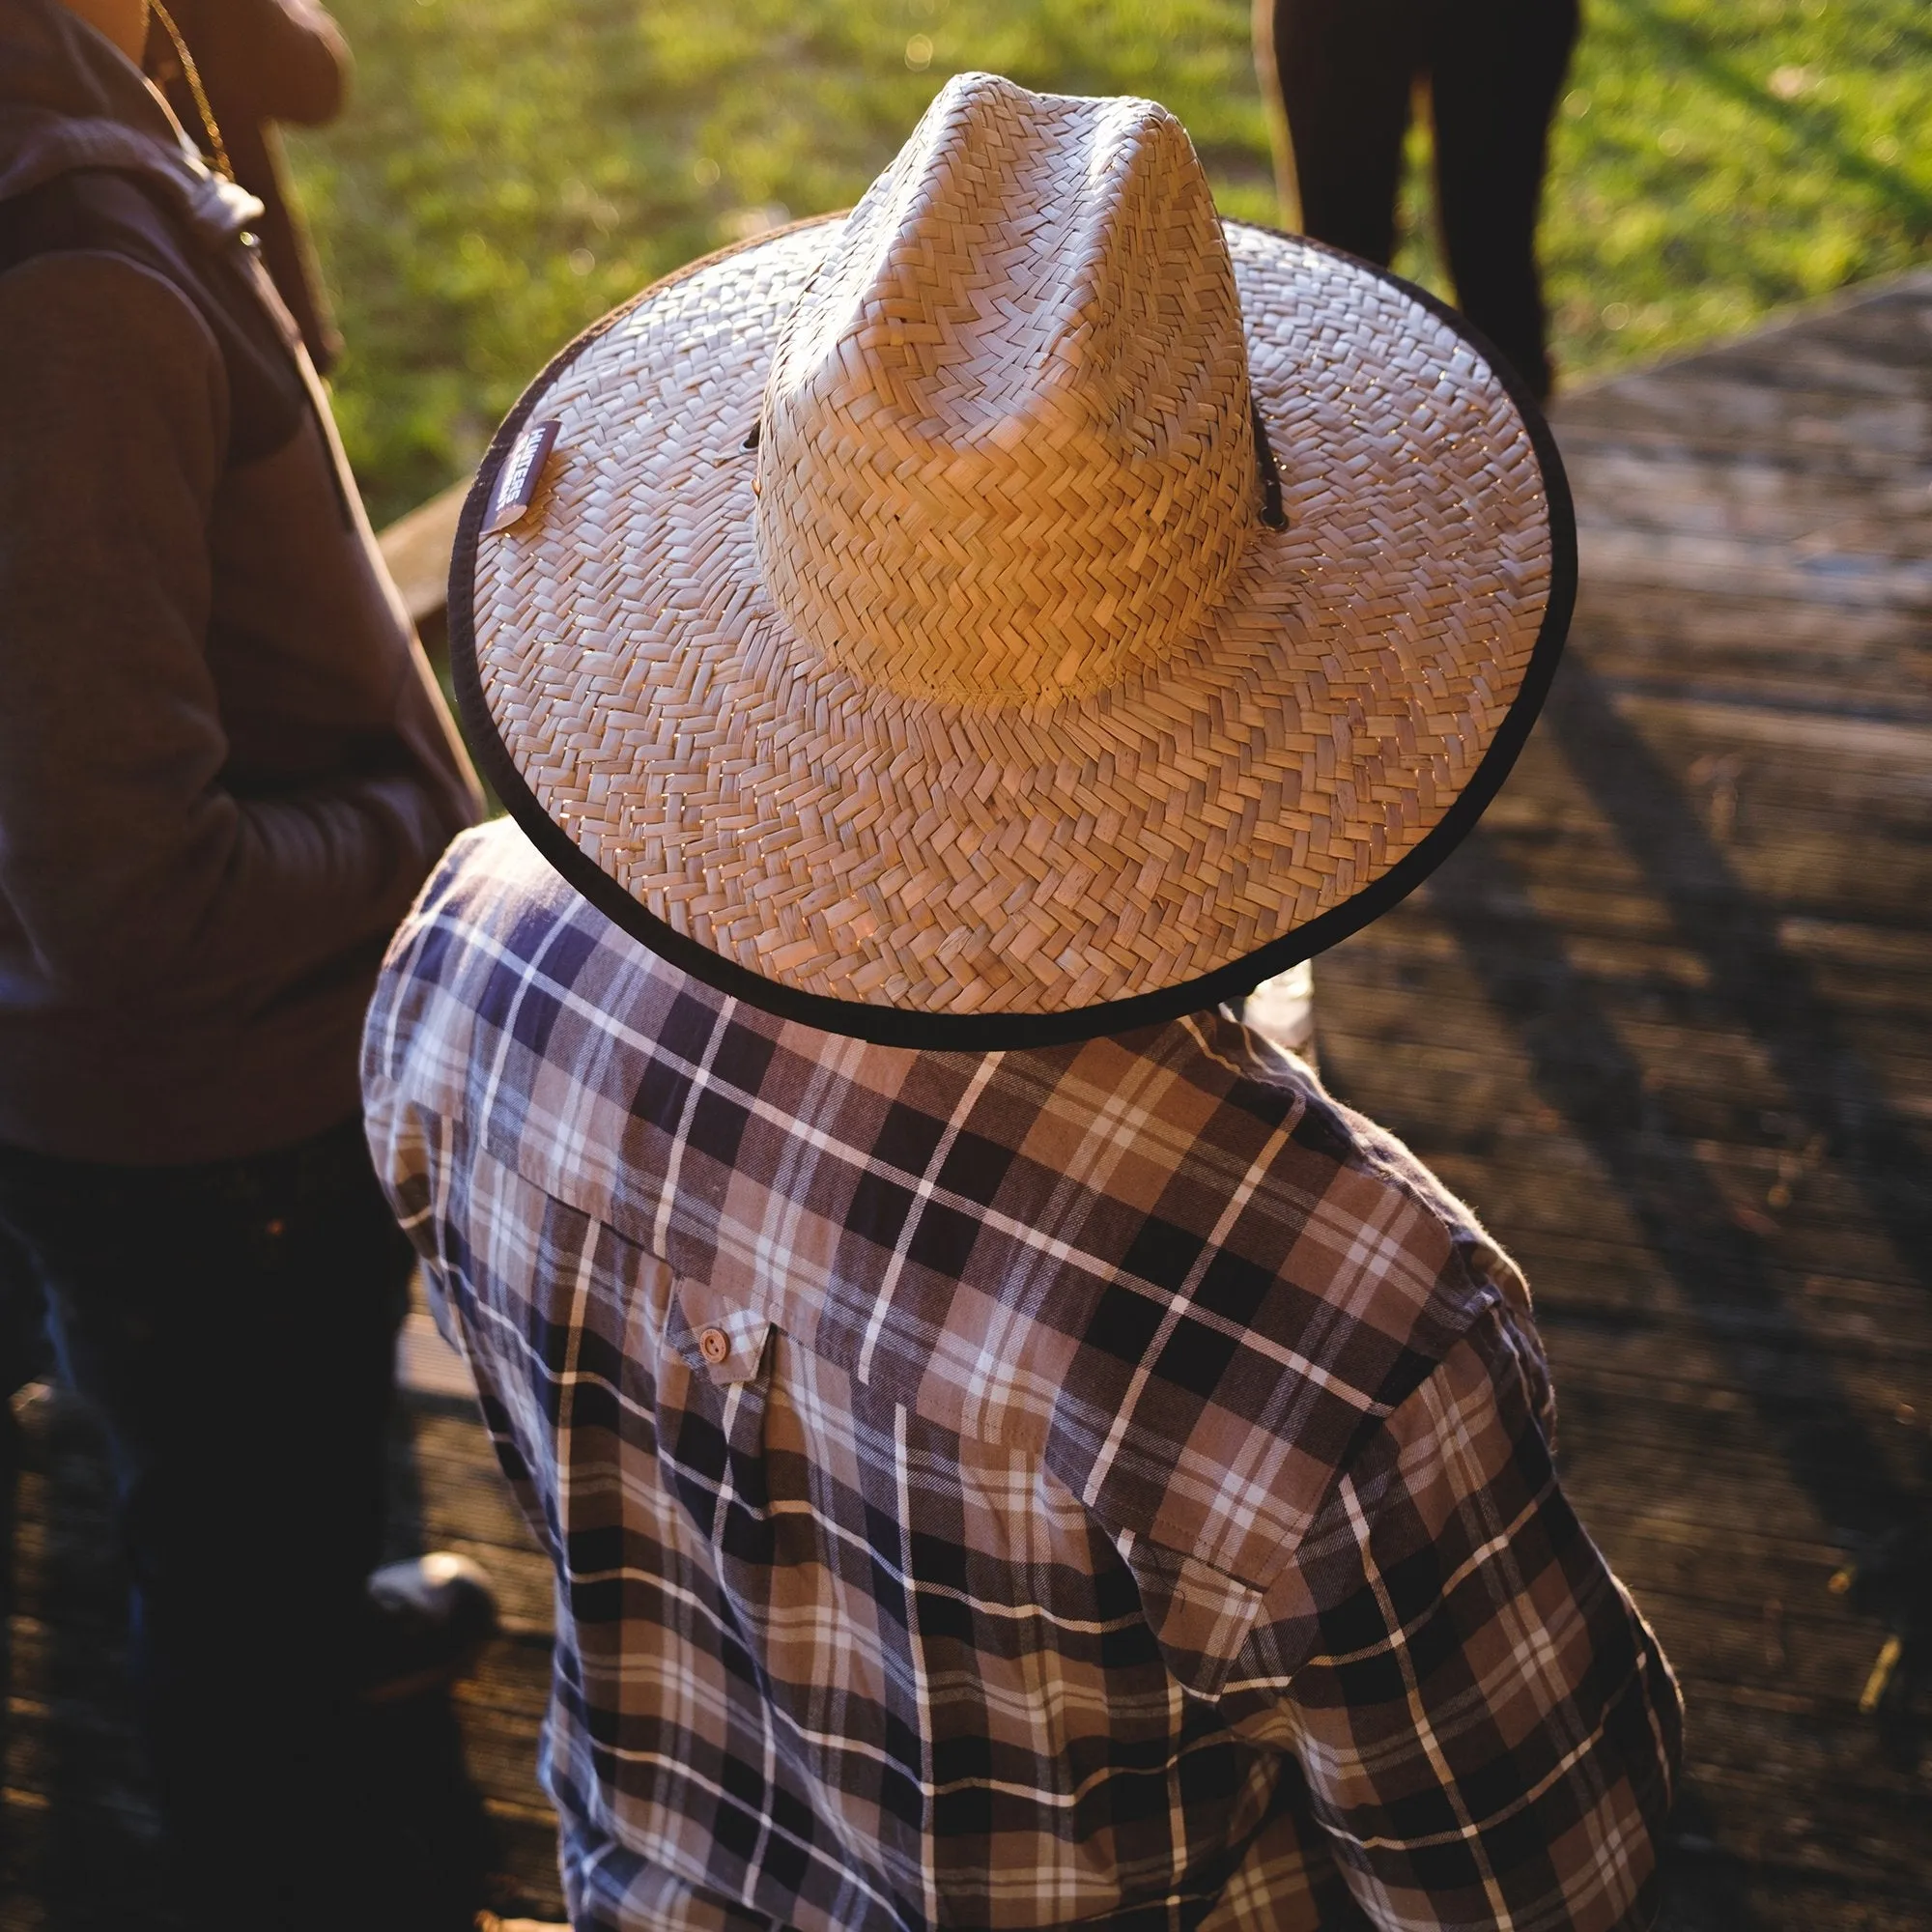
(449, 217, 1576, 1054)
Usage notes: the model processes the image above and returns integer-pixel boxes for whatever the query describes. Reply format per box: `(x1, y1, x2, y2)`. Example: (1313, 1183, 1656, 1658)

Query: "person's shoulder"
(0, 170, 224, 394)
(0, 239, 225, 465)
(1029, 1009, 1528, 1587)
(363, 819, 701, 1211)
(410, 816, 570, 920)
(372, 819, 676, 1063)
(0, 165, 310, 466)
(0, 167, 187, 282)
(388, 818, 604, 977)
(1074, 1006, 1511, 1308)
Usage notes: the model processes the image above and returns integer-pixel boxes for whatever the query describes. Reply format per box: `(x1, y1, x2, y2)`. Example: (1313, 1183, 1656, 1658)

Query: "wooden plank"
(397, 1305, 476, 1401)
(375, 474, 469, 639)
(1577, 532, 1932, 610)
(1331, 269, 1932, 1929)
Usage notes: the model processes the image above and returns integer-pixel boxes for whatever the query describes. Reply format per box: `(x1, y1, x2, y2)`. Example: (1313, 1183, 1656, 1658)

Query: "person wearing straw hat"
(367, 72, 1681, 1930)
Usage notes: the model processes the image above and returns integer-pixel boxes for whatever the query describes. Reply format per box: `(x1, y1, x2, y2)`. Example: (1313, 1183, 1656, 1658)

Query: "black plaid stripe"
(366, 824, 1681, 1930)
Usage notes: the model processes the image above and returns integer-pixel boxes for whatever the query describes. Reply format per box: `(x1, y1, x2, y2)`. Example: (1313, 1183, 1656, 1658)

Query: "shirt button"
(698, 1326, 730, 1365)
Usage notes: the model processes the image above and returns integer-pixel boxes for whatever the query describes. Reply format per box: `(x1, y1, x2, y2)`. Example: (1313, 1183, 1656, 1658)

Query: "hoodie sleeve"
(0, 247, 469, 1009)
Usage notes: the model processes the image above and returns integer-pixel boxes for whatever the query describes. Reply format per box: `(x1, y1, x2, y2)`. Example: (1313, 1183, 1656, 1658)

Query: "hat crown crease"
(754, 72, 1260, 709)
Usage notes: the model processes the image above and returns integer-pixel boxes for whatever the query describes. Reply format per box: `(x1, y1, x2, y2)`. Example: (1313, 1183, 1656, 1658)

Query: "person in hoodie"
(0, 0, 486, 1920)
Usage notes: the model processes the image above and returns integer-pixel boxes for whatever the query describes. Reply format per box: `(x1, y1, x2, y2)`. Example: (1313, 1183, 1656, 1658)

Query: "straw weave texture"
(469, 90, 1551, 1022)
(756, 84, 1256, 707)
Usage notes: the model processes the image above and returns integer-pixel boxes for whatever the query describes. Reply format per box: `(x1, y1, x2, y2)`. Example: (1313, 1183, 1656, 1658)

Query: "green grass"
(286, 0, 1932, 526)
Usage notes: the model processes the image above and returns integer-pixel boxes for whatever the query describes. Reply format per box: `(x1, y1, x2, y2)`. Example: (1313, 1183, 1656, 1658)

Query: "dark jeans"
(0, 1116, 413, 1927)
(1265, 0, 1579, 400)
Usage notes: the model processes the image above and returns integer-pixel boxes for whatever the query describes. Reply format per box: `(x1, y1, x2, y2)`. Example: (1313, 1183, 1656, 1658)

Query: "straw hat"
(452, 72, 1573, 1049)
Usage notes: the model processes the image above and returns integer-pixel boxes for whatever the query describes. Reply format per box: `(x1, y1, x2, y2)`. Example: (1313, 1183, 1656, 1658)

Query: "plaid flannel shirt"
(364, 822, 1681, 1932)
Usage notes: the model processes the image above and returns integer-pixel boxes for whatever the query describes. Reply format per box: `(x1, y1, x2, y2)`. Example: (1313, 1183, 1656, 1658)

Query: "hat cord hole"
(1250, 395, 1288, 531)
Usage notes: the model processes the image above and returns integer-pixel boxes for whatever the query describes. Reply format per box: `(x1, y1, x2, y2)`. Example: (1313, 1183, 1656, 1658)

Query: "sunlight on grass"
(289, 0, 1930, 524)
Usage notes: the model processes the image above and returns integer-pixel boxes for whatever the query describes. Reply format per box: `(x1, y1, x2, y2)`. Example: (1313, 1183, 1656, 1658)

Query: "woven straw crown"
(455, 72, 1573, 1049)
(756, 79, 1259, 706)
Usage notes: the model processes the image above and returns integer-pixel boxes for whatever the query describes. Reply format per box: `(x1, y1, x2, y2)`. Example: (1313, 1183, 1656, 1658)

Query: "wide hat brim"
(452, 214, 1574, 1051)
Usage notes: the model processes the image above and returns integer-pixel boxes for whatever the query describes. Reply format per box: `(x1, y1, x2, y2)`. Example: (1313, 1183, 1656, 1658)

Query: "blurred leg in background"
(1258, 0, 1578, 400)
(1427, 0, 1579, 402)
(1261, 0, 1417, 268)
(0, 1118, 479, 1930)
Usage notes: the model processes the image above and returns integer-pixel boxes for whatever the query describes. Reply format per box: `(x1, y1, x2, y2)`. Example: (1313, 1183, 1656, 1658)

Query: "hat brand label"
(484, 418, 561, 535)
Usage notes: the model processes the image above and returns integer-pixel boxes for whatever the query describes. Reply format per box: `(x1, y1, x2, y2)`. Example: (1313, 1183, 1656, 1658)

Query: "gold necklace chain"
(148, 1, 234, 183)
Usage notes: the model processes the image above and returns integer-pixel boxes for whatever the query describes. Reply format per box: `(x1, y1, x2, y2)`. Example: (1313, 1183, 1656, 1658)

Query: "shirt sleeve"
(1226, 1296, 1683, 1931)
(0, 249, 469, 1010)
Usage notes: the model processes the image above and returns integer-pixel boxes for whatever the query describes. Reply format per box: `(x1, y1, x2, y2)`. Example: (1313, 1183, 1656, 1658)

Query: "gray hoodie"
(0, 0, 482, 1163)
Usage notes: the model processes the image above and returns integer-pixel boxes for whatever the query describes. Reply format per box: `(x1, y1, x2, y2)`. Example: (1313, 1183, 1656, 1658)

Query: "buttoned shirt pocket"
(1114, 1529, 1268, 1706)
(667, 1277, 774, 1389)
(655, 1274, 779, 1554)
